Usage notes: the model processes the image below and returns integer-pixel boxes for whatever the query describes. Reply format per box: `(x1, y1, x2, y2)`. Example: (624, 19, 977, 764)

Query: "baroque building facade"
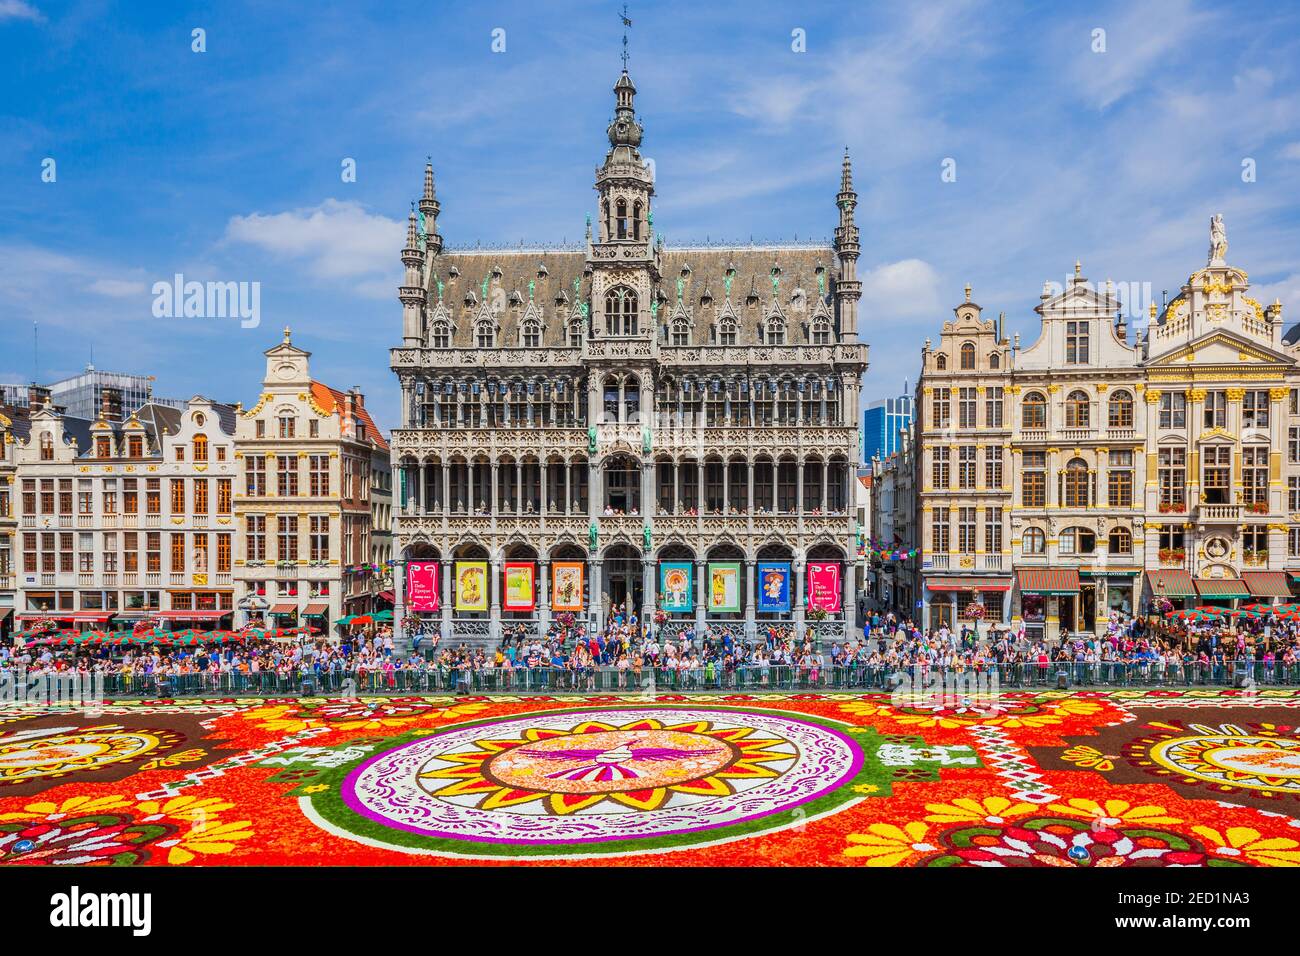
(233, 330, 390, 632)
(915, 221, 1298, 641)
(11, 389, 239, 629)
(389, 67, 869, 646)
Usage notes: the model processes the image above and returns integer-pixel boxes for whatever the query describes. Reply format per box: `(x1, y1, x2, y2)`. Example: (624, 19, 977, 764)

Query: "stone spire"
(399, 204, 426, 346)
(833, 147, 862, 345)
(419, 159, 443, 256)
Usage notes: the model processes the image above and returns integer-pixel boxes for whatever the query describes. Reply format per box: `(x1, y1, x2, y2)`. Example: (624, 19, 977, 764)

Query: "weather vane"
(620, 3, 632, 69)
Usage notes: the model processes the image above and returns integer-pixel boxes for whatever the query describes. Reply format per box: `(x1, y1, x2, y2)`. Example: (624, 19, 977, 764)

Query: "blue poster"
(756, 561, 791, 613)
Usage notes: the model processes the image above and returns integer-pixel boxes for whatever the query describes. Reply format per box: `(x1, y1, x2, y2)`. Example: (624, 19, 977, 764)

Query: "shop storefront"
(924, 576, 1011, 632)
(1144, 569, 1197, 614)
(1014, 568, 1080, 642)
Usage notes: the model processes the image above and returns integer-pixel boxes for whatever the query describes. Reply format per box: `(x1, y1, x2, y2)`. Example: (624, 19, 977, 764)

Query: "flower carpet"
(3, 688, 1300, 867)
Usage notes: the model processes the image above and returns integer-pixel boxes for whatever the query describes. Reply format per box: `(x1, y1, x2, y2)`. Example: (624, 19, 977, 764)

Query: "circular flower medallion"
(1147, 725, 1300, 796)
(0, 725, 173, 786)
(315, 708, 864, 858)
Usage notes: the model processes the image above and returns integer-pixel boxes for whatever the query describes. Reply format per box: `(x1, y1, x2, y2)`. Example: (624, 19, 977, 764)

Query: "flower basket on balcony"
(1158, 502, 1186, 514)
(1158, 548, 1186, 564)
(1246, 502, 1269, 515)
(807, 607, 829, 623)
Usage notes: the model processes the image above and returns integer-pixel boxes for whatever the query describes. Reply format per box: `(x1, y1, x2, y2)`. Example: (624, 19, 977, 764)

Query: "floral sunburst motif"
(418, 716, 790, 815)
(844, 823, 935, 866)
(1047, 798, 1181, 828)
(924, 796, 1038, 825)
(1191, 826, 1300, 867)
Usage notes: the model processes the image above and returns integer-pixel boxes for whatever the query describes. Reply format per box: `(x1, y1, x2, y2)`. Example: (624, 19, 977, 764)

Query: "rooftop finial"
(964, 282, 972, 303)
(620, 3, 632, 70)
(283, 326, 292, 344)
(1074, 259, 1082, 278)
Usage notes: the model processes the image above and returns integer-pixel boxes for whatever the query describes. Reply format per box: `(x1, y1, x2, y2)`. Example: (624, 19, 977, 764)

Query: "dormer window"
(521, 316, 542, 348)
(96, 436, 111, 458)
(476, 319, 495, 349)
(765, 316, 786, 346)
(128, 435, 143, 458)
(430, 319, 451, 349)
(193, 434, 208, 462)
(811, 319, 832, 345)
(718, 317, 738, 346)
(39, 433, 54, 460)
(960, 342, 976, 369)
(1066, 320, 1090, 363)
(670, 318, 689, 346)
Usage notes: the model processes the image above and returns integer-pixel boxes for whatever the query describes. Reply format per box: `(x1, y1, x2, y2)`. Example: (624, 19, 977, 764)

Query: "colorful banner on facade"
(756, 561, 791, 613)
(707, 562, 741, 613)
(503, 562, 536, 612)
(454, 561, 488, 613)
(551, 562, 585, 612)
(659, 562, 693, 612)
(405, 561, 439, 613)
(807, 562, 842, 612)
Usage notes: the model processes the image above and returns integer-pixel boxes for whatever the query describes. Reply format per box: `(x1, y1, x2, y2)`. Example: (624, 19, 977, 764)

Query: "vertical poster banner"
(454, 561, 488, 613)
(755, 561, 791, 613)
(707, 562, 741, 613)
(503, 562, 536, 612)
(405, 561, 439, 613)
(551, 561, 585, 612)
(807, 562, 842, 612)
(659, 562, 693, 612)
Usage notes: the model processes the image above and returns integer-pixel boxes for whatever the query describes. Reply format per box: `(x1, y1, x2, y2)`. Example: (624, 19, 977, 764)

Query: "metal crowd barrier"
(20, 659, 1300, 698)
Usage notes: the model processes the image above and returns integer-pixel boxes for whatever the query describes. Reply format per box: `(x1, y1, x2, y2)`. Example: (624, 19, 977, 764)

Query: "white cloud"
(1283, 142, 1300, 161)
(223, 199, 403, 282)
(87, 278, 147, 297)
(0, 1, 43, 22)
(1249, 273, 1300, 313)
(861, 259, 943, 317)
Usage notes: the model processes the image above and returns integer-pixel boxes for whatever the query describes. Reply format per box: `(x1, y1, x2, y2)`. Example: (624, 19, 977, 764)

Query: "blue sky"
(2, 0, 1299, 429)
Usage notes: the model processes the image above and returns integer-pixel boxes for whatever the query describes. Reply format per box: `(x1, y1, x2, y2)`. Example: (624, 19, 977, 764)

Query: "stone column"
(673, 461, 680, 514)
(538, 559, 550, 632)
(489, 553, 502, 642)
(440, 561, 452, 641)
(744, 558, 756, 640)
(642, 555, 654, 633)
(590, 559, 604, 633)
(392, 555, 408, 653)
(794, 553, 806, 640)
(841, 559, 856, 640)
(417, 461, 427, 513)
(441, 461, 449, 514)
(694, 558, 707, 634)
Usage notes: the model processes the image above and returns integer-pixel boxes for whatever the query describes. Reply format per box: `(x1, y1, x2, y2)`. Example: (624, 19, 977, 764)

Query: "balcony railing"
(1198, 503, 1241, 521)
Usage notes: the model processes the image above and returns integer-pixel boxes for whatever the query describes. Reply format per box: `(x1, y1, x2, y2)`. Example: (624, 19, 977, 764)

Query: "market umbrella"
(372, 610, 394, 622)
(1164, 608, 1221, 623)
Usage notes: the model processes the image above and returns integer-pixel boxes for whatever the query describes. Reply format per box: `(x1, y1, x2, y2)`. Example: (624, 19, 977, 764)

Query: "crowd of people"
(5, 601, 1300, 697)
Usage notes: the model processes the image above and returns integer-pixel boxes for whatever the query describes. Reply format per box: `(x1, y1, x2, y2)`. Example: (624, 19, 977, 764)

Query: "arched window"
(935, 354, 947, 370)
(1108, 390, 1134, 428)
(1022, 392, 1046, 429)
(475, 319, 495, 349)
(633, 200, 643, 240)
(521, 316, 541, 348)
(624, 375, 641, 423)
(605, 287, 638, 336)
(989, 352, 1000, 369)
(568, 316, 585, 348)
(1063, 457, 1090, 508)
(811, 319, 832, 345)
(601, 200, 611, 241)
(430, 319, 451, 349)
(616, 198, 628, 239)
(1065, 390, 1090, 428)
(718, 317, 738, 346)
(1108, 526, 1132, 555)
(1060, 526, 1096, 555)
(765, 316, 786, 345)
(193, 434, 208, 462)
(1022, 527, 1045, 554)
(960, 342, 976, 369)
(670, 317, 689, 346)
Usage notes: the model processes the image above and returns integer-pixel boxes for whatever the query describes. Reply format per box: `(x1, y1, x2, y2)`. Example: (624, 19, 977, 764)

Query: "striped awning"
(301, 603, 330, 616)
(1193, 577, 1250, 599)
(268, 603, 299, 615)
(1146, 569, 1197, 598)
(926, 576, 1012, 592)
(1241, 572, 1292, 598)
(1016, 568, 1080, 595)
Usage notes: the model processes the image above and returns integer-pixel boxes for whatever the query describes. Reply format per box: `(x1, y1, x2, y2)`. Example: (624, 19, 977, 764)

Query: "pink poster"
(406, 561, 440, 613)
(807, 562, 842, 612)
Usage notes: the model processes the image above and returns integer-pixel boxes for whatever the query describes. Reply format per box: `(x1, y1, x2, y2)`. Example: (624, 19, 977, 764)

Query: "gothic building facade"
(389, 68, 869, 645)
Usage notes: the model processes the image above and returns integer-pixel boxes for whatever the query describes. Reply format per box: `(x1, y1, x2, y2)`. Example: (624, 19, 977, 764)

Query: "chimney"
(101, 386, 124, 423)
(342, 390, 357, 439)
(28, 384, 50, 410)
